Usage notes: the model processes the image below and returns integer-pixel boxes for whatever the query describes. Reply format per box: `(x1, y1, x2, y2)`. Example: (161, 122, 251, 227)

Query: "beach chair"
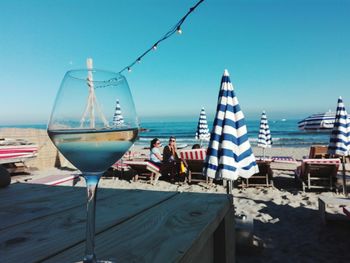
(295, 158, 340, 191)
(308, 145, 328, 159)
(179, 149, 207, 183)
(122, 160, 161, 184)
(271, 156, 298, 164)
(241, 160, 273, 187)
(27, 174, 80, 186)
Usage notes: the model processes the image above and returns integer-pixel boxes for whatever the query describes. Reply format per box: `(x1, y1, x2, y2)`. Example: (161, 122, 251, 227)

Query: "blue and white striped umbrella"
(195, 107, 210, 142)
(328, 97, 350, 195)
(204, 69, 259, 181)
(328, 97, 350, 156)
(112, 100, 124, 126)
(258, 111, 272, 148)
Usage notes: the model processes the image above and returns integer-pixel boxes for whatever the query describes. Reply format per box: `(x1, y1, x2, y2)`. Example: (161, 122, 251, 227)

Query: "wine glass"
(47, 69, 139, 262)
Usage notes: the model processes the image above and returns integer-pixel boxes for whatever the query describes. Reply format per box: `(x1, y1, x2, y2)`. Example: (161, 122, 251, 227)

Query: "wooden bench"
(318, 196, 350, 224)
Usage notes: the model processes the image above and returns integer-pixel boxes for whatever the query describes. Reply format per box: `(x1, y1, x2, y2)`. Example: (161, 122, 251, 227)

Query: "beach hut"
(204, 69, 258, 193)
(257, 111, 272, 159)
(327, 97, 350, 195)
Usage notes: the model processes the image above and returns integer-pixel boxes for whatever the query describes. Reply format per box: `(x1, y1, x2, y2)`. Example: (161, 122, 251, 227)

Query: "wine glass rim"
(66, 68, 123, 82)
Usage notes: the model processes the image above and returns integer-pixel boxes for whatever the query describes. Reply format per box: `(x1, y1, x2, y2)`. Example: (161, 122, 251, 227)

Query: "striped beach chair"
(179, 149, 207, 183)
(122, 160, 161, 184)
(27, 174, 80, 186)
(271, 156, 298, 164)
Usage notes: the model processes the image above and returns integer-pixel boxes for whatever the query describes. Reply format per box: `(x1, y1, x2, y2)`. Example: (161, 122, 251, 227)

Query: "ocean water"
(137, 119, 332, 148)
(0, 119, 332, 148)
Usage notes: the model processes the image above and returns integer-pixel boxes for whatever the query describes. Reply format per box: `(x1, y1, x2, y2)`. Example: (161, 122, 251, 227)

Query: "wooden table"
(0, 183, 235, 262)
(318, 196, 350, 224)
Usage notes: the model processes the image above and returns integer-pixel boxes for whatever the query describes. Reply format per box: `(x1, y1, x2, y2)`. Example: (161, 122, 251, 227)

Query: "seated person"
(163, 137, 186, 181)
(192, 143, 201, 149)
(149, 138, 163, 168)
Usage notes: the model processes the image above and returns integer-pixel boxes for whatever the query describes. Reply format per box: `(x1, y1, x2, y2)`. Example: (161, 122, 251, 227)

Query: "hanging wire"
(118, 0, 205, 74)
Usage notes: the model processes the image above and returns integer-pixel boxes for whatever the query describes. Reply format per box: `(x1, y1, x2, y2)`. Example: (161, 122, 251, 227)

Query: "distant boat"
(297, 112, 350, 131)
(281, 119, 286, 122)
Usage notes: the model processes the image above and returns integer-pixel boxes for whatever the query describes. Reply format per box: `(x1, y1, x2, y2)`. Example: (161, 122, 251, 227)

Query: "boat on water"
(298, 112, 337, 132)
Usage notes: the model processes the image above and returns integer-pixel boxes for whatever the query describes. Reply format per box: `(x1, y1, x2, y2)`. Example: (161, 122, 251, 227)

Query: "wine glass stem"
(83, 173, 102, 263)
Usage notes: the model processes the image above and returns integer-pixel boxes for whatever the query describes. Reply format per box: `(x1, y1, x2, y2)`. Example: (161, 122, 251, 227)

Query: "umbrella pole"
(342, 156, 348, 196)
(263, 148, 265, 160)
(226, 180, 233, 195)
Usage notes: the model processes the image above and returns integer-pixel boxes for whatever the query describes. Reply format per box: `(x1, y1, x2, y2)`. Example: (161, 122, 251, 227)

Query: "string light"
(176, 26, 182, 34)
(119, 0, 204, 74)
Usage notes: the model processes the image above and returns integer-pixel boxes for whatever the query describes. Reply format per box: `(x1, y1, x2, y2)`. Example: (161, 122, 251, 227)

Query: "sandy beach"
(14, 166, 350, 262)
(3, 128, 350, 262)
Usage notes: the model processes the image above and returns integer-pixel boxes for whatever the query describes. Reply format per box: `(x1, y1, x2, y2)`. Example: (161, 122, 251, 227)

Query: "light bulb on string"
(176, 26, 182, 34)
(118, 0, 205, 74)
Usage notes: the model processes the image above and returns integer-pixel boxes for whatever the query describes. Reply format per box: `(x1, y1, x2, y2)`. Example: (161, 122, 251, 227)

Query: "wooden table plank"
(0, 182, 77, 202)
(0, 184, 120, 230)
(44, 192, 232, 263)
(0, 185, 177, 262)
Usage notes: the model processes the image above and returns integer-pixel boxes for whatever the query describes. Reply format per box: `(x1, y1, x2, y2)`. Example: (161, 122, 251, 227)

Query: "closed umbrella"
(112, 99, 124, 126)
(258, 111, 272, 159)
(204, 69, 259, 193)
(80, 58, 109, 128)
(328, 97, 350, 195)
(195, 107, 210, 145)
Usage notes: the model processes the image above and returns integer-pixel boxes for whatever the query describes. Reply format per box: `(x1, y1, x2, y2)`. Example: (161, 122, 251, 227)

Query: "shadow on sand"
(236, 173, 350, 263)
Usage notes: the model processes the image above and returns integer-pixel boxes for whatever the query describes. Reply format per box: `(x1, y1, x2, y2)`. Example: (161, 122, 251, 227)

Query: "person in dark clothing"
(162, 136, 181, 182)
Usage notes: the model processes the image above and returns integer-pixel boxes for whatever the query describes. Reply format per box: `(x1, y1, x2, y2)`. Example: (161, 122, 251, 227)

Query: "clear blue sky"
(0, 0, 349, 125)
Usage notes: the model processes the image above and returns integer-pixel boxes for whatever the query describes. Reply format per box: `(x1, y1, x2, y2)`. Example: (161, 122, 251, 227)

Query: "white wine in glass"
(47, 68, 139, 262)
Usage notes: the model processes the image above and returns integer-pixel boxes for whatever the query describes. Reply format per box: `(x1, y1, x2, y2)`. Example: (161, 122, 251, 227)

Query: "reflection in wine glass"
(47, 61, 138, 262)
